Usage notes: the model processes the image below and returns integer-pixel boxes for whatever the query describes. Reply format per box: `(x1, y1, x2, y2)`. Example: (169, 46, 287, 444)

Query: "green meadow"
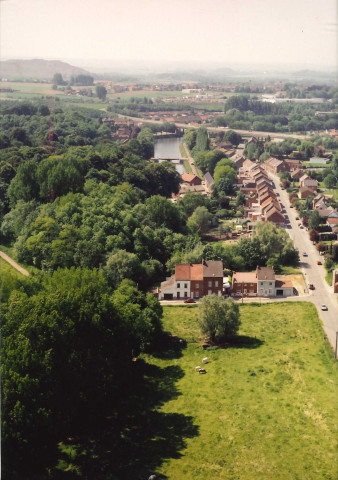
(143, 303, 337, 480)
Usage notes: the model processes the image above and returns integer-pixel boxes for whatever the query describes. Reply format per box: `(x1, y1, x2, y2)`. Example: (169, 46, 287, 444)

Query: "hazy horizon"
(1, 0, 337, 71)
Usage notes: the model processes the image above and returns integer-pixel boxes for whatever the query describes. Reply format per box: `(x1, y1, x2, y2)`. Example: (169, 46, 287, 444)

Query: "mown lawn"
(143, 303, 337, 480)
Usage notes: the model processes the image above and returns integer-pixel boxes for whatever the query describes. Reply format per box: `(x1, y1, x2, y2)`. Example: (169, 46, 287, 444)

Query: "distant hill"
(0, 59, 91, 80)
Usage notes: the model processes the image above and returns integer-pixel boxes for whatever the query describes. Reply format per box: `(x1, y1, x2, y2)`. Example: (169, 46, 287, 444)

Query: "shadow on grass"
(151, 331, 187, 360)
(227, 335, 264, 349)
(55, 358, 198, 480)
(203, 335, 264, 351)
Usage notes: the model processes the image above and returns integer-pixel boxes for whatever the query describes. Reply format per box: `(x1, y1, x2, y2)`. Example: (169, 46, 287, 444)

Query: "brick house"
(298, 186, 315, 199)
(264, 205, 285, 225)
(232, 266, 293, 298)
(299, 174, 318, 191)
(160, 260, 223, 300)
(181, 173, 202, 186)
(232, 271, 257, 297)
(291, 168, 304, 181)
(263, 157, 290, 175)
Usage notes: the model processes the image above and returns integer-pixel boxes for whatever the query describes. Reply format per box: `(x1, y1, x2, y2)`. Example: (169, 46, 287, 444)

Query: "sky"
(0, 0, 337, 70)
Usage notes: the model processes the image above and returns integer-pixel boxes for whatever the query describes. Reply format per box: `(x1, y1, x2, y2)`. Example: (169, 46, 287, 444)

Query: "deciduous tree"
(197, 295, 240, 343)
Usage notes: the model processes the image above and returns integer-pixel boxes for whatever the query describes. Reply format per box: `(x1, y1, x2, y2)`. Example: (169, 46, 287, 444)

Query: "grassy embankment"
(142, 303, 337, 480)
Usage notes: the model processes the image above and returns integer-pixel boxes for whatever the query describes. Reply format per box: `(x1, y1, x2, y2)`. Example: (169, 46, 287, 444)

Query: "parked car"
(290, 205, 293, 208)
(295, 216, 299, 220)
(309, 284, 314, 290)
(317, 260, 322, 265)
(302, 252, 308, 257)
(321, 305, 328, 311)
(184, 298, 195, 303)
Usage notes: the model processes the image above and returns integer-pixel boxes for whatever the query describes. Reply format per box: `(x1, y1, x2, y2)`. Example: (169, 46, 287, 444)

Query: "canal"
(154, 137, 185, 175)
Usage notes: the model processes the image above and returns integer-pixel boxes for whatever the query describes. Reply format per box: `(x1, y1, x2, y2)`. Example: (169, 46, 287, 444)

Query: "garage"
(163, 293, 173, 300)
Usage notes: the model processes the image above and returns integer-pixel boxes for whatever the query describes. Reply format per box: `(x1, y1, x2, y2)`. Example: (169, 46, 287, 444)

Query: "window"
(196, 290, 199, 296)
(269, 289, 272, 294)
(260, 289, 263, 294)
(269, 282, 272, 286)
(215, 281, 219, 287)
(208, 281, 212, 287)
(250, 283, 254, 286)
(184, 283, 188, 289)
(244, 289, 247, 294)
(184, 291, 188, 297)
(177, 283, 180, 288)
(195, 283, 199, 288)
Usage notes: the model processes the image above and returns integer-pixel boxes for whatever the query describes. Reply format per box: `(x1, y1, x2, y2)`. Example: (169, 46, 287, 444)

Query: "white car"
(321, 305, 328, 311)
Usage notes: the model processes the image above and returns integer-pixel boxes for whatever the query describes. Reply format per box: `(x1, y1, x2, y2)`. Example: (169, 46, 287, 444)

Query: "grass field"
(0, 257, 23, 278)
(142, 303, 337, 480)
(322, 188, 338, 201)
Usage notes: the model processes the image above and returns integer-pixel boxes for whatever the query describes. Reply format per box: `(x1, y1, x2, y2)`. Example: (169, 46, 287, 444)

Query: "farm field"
(0, 81, 60, 97)
(142, 303, 338, 480)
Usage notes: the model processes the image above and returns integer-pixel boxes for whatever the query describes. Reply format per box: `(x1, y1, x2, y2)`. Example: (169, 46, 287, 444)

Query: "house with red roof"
(159, 260, 223, 300)
(181, 173, 202, 186)
(232, 266, 293, 298)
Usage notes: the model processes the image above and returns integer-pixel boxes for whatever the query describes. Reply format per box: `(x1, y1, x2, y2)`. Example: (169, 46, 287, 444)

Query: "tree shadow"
(227, 335, 264, 349)
(151, 332, 187, 360)
(55, 358, 198, 480)
(202, 335, 264, 351)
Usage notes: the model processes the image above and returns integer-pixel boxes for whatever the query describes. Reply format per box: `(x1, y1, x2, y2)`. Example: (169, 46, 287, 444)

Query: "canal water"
(154, 137, 185, 174)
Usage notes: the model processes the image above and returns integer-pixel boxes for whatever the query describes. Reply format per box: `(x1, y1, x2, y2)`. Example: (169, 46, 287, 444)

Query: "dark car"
(309, 284, 314, 290)
(184, 298, 196, 303)
(317, 260, 322, 265)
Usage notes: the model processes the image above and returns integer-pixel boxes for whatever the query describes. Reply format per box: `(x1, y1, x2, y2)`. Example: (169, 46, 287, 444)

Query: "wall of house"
(232, 282, 257, 297)
(175, 280, 191, 299)
(203, 277, 223, 296)
(257, 280, 275, 297)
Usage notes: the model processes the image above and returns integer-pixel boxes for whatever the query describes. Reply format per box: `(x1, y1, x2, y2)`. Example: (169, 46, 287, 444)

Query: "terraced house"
(159, 260, 223, 300)
(232, 266, 294, 298)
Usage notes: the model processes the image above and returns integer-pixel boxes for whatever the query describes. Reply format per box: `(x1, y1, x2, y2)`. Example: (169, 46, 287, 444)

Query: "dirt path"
(0, 251, 29, 276)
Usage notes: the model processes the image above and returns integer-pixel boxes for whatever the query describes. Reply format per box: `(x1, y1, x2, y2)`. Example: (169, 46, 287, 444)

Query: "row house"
(159, 260, 223, 300)
(232, 266, 293, 298)
(263, 157, 290, 175)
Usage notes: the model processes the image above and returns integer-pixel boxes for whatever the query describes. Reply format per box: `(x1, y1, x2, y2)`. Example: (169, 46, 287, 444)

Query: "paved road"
(269, 175, 338, 351)
(0, 251, 29, 276)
